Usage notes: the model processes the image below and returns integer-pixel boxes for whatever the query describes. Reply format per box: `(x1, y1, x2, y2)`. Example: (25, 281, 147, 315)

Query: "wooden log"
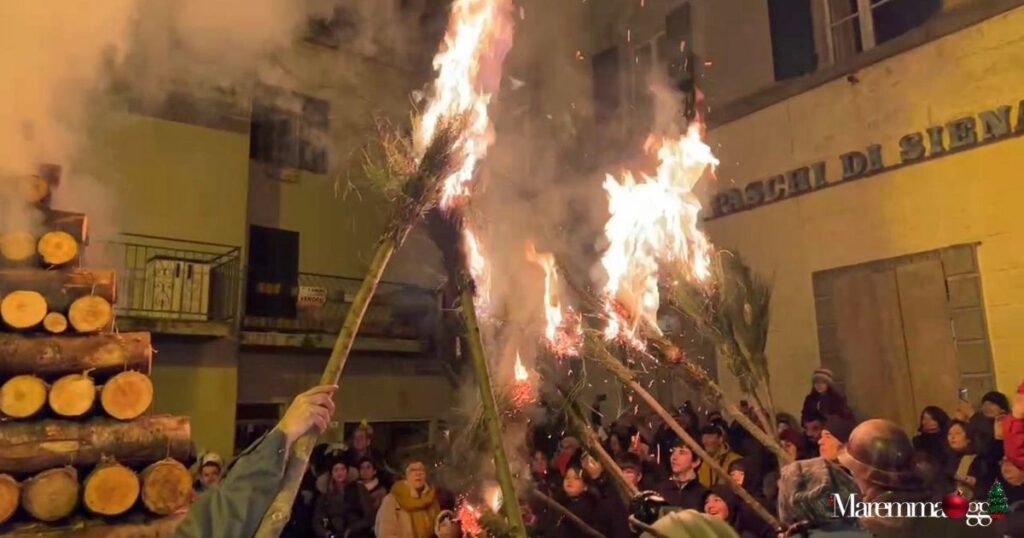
(43, 210, 87, 245)
(0, 268, 117, 307)
(0, 375, 48, 419)
(2, 513, 185, 537)
(21, 467, 79, 522)
(0, 231, 36, 264)
(36, 231, 78, 267)
(140, 459, 191, 516)
(68, 295, 112, 333)
(100, 371, 153, 421)
(0, 332, 151, 379)
(0, 473, 19, 525)
(22, 176, 49, 205)
(83, 460, 139, 516)
(48, 372, 96, 418)
(0, 415, 191, 475)
(1, 290, 47, 329)
(43, 312, 68, 334)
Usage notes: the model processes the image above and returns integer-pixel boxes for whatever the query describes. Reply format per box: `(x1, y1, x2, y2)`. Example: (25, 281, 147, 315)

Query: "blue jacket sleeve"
(173, 429, 289, 538)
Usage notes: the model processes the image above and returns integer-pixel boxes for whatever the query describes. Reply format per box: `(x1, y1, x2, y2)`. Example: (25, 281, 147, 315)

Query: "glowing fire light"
(514, 352, 528, 382)
(463, 226, 491, 312)
(456, 501, 483, 537)
(599, 124, 719, 346)
(510, 351, 535, 408)
(525, 241, 582, 356)
(414, 0, 514, 210)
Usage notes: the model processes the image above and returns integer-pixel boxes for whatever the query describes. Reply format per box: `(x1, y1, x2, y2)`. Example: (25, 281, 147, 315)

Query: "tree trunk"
(0, 332, 151, 379)
(0, 473, 19, 525)
(140, 459, 192, 515)
(1, 290, 48, 329)
(68, 296, 112, 333)
(1, 231, 37, 264)
(0, 415, 191, 474)
(43, 210, 87, 245)
(0, 268, 116, 308)
(100, 371, 153, 420)
(36, 231, 78, 267)
(43, 312, 68, 334)
(83, 460, 140, 516)
(49, 372, 96, 418)
(21, 467, 79, 522)
(0, 374, 48, 419)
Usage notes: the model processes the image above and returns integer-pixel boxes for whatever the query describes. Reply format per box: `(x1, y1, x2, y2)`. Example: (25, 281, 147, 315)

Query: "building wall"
(702, 7, 1024, 415)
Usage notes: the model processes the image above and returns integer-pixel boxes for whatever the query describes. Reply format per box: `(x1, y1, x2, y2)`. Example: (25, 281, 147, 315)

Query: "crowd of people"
(183, 370, 1024, 537)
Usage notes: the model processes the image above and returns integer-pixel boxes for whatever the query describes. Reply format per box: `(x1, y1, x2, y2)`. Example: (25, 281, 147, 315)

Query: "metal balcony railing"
(100, 234, 241, 324)
(241, 273, 441, 344)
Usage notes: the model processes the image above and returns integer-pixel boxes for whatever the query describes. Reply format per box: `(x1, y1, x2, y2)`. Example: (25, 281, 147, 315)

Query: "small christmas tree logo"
(988, 481, 1009, 520)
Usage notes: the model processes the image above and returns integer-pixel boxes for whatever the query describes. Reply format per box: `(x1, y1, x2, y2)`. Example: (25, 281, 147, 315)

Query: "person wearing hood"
(702, 486, 774, 538)
(800, 369, 854, 425)
(313, 459, 362, 538)
(375, 458, 441, 538)
(656, 443, 707, 510)
(698, 425, 742, 489)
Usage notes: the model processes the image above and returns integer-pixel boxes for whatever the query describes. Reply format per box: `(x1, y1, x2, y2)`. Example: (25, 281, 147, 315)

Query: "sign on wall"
(296, 285, 328, 308)
(710, 99, 1024, 219)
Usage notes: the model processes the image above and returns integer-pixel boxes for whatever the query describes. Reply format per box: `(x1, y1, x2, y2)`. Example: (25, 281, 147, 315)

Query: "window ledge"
(707, 0, 1024, 129)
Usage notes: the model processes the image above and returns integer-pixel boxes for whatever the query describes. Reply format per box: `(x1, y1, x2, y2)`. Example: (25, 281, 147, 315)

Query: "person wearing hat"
(817, 416, 855, 464)
(702, 485, 774, 538)
(656, 443, 708, 511)
(194, 452, 224, 494)
(800, 369, 854, 426)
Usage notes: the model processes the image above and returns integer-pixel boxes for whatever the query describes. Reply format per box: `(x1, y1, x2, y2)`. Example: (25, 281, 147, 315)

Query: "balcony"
(102, 234, 241, 337)
(240, 273, 441, 355)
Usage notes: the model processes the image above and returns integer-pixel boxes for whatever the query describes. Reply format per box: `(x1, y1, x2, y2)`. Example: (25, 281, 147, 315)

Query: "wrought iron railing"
(100, 234, 241, 323)
(242, 272, 441, 343)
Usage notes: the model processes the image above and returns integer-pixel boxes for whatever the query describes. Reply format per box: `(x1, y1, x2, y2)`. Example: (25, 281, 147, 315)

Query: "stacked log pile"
(0, 169, 192, 534)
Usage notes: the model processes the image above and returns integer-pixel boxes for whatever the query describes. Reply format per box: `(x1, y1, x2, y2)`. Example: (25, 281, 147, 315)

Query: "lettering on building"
(711, 100, 1024, 218)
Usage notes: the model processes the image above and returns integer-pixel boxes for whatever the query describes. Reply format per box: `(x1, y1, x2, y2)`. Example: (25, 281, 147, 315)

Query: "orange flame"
(456, 500, 483, 537)
(514, 351, 528, 382)
(525, 241, 582, 356)
(414, 0, 514, 210)
(463, 226, 491, 312)
(599, 124, 718, 345)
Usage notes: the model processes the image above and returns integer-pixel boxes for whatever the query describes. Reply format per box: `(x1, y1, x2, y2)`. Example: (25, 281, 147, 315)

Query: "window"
(768, 0, 818, 80)
(246, 225, 299, 319)
(592, 47, 621, 124)
(823, 0, 941, 63)
(306, 5, 358, 49)
(249, 88, 329, 174)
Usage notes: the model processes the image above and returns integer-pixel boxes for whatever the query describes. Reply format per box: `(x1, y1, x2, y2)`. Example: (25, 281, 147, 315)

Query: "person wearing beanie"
(1002, 381, 1024, 471)
(817, 416, 855, 464)
(800, 369, 854, 426)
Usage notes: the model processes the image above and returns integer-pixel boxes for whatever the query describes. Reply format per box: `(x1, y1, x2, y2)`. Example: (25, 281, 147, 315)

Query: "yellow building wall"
(703, 7, 1024, 415)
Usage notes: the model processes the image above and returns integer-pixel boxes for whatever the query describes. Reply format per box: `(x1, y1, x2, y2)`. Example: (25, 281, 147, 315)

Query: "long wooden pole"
(590, 344, 781, 530)
(460, 280, 527, 538)
(563, 397, 638, 502)
(254, 239, 396, 537)
(529, 487, 607, 538)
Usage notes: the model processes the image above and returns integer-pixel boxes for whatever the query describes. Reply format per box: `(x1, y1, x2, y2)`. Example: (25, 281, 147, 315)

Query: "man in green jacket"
(174, 384, 338, 537)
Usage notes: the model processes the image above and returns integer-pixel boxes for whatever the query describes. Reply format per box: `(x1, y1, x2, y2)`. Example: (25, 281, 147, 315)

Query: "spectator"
(194, 453, 223, 494)
(778, 428, 803, 463)
(800, 411, 825, 459)
(655, 444, 707, 510)
(817, 416, 855, 464)
(553, 436, 581, 477)
(957, 390, 1009, 461)
(945, 419, 995, 500)
(608, 430, 632, 459)
(912, 405, 953, 473)
(544, 462, 615, 538)
(1002, 381, 1024, 471)
(375, 458, 441, 538)
(800, 369, 854, 425)
(344, 423, 390, 486)
(616, 452, 646, 492)
(702, 485, 773, 538)
(656, 405, 700, 466)
(530, 449, 555, 495)
(776, 457, 867, 536)
(698, 425, 742, 488)
(579, 452, 631, 538)
(313, 459, 361, 537)
(350, 457, 386, 538)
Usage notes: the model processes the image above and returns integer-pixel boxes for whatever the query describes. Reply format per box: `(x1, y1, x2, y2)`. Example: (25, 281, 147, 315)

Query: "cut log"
(0, 268, 117, 307)
(83, 460, 139, 516)
(21, 467, 78, 522)
(22, 176, 49, 204)
(1, 513, 185, 537)
(0, 473, 17, 525)
(48, 372, 96, 418)
(100, 371, 153, 420)
(43, 312, 68, 334)
(0, 415, 191, 475)
(0, 375, 48, 419)
(1, 290, 47, 329)
(0, 332, 151, 379)
(0, 231, 36, 263)
(68, 295, 112, 333)
(37, 231, 77, 267)
(43, 210, 87, 245)
(140, 459, 191, 515)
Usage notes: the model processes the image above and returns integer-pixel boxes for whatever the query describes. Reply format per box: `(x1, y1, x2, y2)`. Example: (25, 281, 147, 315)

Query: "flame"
(599, 124, 719, 345)
(414, 0, 514, 210)
(463, 226, 491, 312)
(456, 500, 483, 537)
(525, 241, 582, 356)
(514, 351, 528, 382)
